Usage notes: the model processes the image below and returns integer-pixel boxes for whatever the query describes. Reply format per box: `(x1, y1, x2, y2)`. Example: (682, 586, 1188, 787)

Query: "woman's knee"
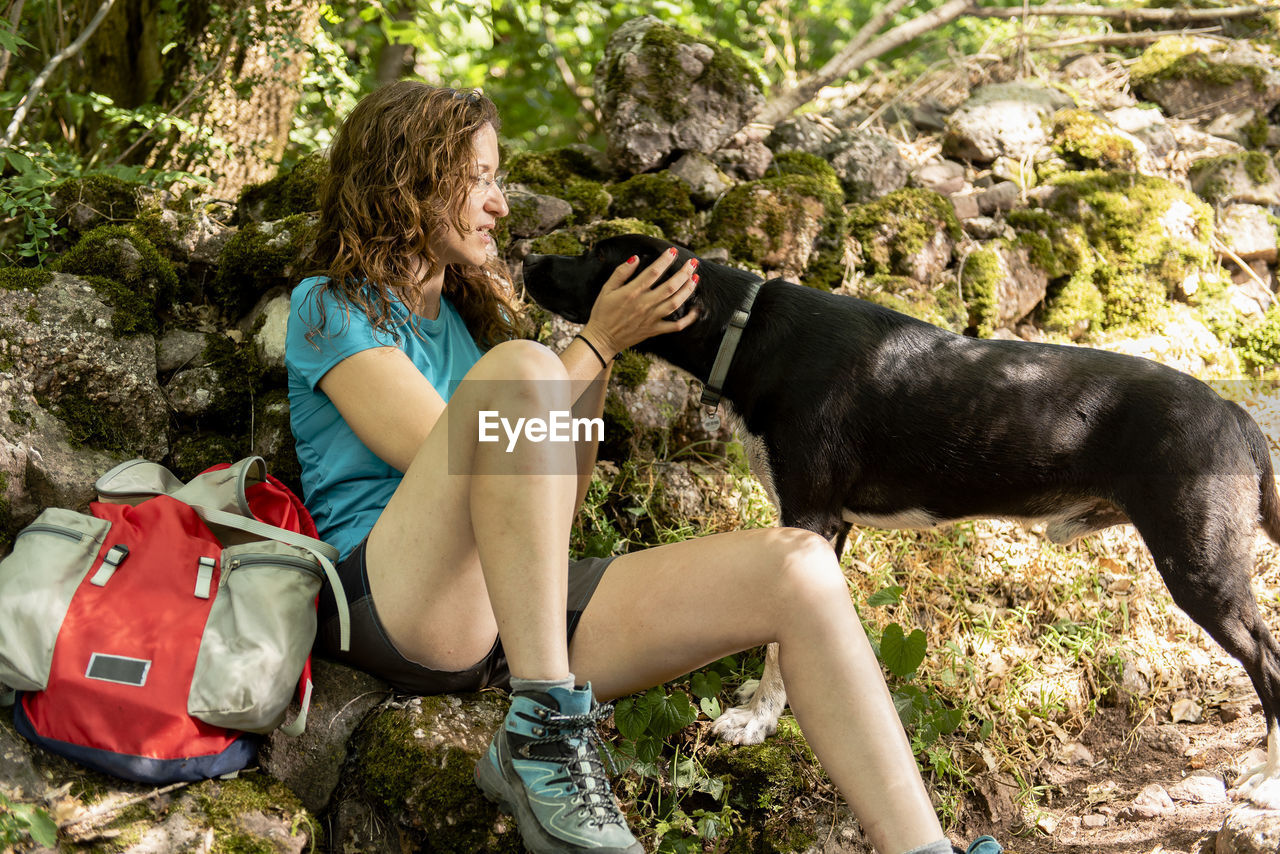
(474, 339, 567, 383)
(768, 528, 848, 605)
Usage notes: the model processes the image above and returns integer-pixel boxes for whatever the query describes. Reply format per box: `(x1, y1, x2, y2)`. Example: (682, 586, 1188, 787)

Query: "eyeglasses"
(470, 171, 507, 194)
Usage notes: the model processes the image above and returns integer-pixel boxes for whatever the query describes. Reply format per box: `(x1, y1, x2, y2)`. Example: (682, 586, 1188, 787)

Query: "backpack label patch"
(85, 653, 151, 686)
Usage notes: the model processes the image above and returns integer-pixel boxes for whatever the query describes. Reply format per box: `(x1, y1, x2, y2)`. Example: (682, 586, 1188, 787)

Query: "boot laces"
(529, 702, 623, 828)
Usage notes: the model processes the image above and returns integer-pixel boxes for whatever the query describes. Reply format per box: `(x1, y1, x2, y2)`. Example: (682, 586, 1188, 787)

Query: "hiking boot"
(475, 682, 641, 854)
(954, 837, 1003, 854)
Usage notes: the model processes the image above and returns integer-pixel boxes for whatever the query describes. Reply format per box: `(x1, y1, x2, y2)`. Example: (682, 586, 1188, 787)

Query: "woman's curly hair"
(302, 81, 522, 346)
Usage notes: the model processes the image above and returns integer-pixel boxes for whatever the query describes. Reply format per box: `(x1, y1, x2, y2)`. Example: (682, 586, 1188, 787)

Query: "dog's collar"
(700, 280, 763, 415)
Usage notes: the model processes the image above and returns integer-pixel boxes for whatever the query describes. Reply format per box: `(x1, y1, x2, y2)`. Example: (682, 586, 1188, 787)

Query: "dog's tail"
(1235, 402, 1280, 545)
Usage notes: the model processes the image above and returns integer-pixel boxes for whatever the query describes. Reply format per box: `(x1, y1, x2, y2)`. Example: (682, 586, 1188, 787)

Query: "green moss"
(1245, 112, 1270, 149)
(846, 188, 962, 279)
(707, 716, 818, 852)
(196, 777, 311, 854)
(529, 230, 585, 256)
(198, 333, 265, 432)
(356, 701, 521, 853)
(1041, 269, 1105, 338)
(603, 21, 761, 125)
(959, 248, 1002, 337)
(168, 432, 244, 481)
(600, 393, 639, 462)
(580, 217, 664, 245)
(1045, 170, 1212, 285)
(235, 152, 328, 224)
(1237, 301, 1280, 371)
(607, 172, 697, 239)
(35, 387, 133, 453)
(53, 225, 178, 335)
(1189, 152, 1276, 204)
(50, 175, 141, 237)
(706, 173, 844, 268)
(507, 149, 612, 224)
(611, 350, 651, 390)
(213, 213, 315, 318)
(0, 267, 52, 291)
(1131, 36, 1271, 92)
(859, 277, 967, 332)
(1051, 109, 1138, 171)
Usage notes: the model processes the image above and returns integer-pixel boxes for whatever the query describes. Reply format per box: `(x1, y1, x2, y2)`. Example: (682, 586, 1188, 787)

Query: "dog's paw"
(710, 703, 778, 745)
(1235, 767, 1280, 809)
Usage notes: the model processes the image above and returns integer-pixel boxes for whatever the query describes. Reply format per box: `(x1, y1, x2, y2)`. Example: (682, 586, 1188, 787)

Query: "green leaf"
(690, 670, 721, 700)
(613, 696, 651, 741)
(866, 585, 903, 607)
(634, 734, 663, 764)
(699, 696, 721, 720)
(647, 690, 697, 739)
(880, 623, 927, 679)
(23, 809, 57, 847)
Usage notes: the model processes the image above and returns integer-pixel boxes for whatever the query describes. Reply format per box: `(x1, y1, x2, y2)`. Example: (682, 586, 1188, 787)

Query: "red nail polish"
(692, 273, 699, 284)
(690, 258, 699, 268)
(669, 247, 677, 256)
(626, 255, 637, 265)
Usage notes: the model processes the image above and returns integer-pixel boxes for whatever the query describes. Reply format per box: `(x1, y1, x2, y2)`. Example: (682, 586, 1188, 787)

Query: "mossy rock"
(49, 174, 142, 240)
(608, 172, 697, 241)
(1043, 170, 1213, 283)
(529, 230, 586, 256)
(196, 775, 316, 854)
(1050, 109, 1138, 171)
(857, 275, 967, 333)
(354, 695, 522, 853)
(959, 248, 1002, 337)
(507, 149, 613, 224)
(1236, 300, 1280, 371)
(704, 716, 819, 853)
(213, 213, 316, 319)
(1188, 152, 1280, 205)
(53, 224, 178, 336)
(236, 152, 328, 225)
(706, 172, 844, 271)
(168, 432, 247, 481)
(847, 188, 962, 282)
(580, 217, 664, 245)
(600, 17, 763, 127)
(1041, 270, 1105, 340)
(199, 332, 267, 433)
(1131, 35, 1272, 93)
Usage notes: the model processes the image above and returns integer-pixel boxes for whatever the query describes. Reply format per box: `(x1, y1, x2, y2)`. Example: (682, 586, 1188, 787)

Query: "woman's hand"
(578, 247, 699, 359)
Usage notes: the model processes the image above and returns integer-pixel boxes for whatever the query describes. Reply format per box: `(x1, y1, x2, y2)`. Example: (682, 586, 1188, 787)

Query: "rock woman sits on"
(284, 79, 1002, 854)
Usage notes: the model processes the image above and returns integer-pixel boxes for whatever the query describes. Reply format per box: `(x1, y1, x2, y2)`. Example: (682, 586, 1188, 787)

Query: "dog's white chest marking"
(841, 508, 941, 529)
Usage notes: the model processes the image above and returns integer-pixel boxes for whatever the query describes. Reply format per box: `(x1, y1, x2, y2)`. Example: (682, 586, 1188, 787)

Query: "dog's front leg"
(711, 642, 787, 745)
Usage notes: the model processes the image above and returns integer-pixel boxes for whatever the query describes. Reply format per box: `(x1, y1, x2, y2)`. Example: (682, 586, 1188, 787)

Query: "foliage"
(0, 790, 57, 849)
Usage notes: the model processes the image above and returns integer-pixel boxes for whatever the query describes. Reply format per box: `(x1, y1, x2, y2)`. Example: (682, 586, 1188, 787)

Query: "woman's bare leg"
(569, 528, 944, 854)
(366, 339, 579, 679)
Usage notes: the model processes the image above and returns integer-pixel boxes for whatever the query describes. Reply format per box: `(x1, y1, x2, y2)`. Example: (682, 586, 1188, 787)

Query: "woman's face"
(433, 122, 508, 269)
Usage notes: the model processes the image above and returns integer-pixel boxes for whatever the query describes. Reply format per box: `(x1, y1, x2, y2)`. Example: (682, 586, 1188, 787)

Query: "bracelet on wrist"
(573, 333, 611, 370)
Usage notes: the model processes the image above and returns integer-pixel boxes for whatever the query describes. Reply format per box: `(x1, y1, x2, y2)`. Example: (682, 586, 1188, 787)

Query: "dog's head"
(522, 233, 701, 325)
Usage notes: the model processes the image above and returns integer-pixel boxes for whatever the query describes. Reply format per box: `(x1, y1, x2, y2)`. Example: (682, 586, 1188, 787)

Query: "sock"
(902, 841, 953, 854)
(509, 673, 576, 696)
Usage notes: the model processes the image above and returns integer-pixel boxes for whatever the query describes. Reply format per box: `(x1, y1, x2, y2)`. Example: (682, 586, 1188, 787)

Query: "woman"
(285, 80, 1002, 854)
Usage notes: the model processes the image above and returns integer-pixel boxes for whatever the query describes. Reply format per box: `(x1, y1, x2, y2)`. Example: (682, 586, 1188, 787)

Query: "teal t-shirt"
(286, 277, 484, 559)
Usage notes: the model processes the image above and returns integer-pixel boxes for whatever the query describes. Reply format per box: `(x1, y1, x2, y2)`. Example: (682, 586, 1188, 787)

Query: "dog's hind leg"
(1135, 492, 1280, 807)
(711, 642, 786, 745)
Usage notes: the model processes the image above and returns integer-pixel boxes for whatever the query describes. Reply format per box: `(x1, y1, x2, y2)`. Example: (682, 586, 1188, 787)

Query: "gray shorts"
(315, 538, 614, 694)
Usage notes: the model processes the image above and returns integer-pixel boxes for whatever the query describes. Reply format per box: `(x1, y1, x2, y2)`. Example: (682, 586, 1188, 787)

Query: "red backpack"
(0, 457, 348, 783)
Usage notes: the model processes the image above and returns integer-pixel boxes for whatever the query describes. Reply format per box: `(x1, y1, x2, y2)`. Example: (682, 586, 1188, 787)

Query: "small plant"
(0, 790, 57, 849)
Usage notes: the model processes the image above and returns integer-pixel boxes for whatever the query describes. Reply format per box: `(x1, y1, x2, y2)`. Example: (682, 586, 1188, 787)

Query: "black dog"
(522, 233, 1280, 803)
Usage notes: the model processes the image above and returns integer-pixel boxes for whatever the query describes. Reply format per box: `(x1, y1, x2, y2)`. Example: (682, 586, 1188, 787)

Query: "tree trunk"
(166, 0, 321, 201)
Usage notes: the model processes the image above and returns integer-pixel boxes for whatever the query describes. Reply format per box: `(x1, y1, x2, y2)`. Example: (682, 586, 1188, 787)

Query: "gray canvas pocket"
(0, 509, 111, 690)
(187, 540, 323, 733)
